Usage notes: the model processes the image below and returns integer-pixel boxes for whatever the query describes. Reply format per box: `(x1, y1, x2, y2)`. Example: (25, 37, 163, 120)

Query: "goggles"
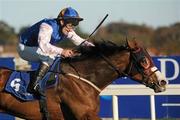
(64, 19, 79, 26)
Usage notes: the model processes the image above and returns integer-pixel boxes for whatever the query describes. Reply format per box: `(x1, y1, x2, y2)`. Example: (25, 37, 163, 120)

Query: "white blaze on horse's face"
(151, 66, 168, 93)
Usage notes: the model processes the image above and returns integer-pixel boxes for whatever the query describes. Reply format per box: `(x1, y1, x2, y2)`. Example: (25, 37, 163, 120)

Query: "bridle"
(127, 48, 159, 87)
(99, 46, 158, 88)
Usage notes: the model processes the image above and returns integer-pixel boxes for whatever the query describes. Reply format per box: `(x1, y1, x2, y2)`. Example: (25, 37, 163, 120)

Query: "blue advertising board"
(0, 57, 15, 69)
(0, 113, 15, 120)
(100, 56, 180, 118)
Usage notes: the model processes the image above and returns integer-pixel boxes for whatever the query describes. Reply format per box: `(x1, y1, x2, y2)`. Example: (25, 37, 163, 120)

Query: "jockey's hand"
(82, 41, 95, 47)
(61, 49, 74, 58)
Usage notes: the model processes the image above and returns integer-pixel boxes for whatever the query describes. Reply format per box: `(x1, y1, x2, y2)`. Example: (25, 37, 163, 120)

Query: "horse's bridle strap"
(98, 53, 122, 77)
(142, 67, 159, 85)
(66, 73, 102, 93)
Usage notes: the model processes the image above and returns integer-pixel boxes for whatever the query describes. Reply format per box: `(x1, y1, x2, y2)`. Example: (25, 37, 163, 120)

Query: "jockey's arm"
(38, 23, 64, 56)
(67, 31, 95, 46)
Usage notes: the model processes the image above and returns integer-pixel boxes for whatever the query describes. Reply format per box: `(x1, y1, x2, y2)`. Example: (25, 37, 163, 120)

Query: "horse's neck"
(61, 50, 130, 90)
(94, 51, 130, 89)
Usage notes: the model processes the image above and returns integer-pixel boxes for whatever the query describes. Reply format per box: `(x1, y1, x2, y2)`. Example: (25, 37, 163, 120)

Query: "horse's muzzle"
(154, 79, 168, 93)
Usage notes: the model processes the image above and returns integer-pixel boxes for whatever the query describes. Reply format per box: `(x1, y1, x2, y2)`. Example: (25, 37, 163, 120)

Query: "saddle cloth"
(5, 70, 58, 101)
(4, 58, 61, 101)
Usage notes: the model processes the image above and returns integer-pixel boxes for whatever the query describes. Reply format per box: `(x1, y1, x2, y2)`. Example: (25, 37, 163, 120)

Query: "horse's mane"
(62, 41, 127, 62)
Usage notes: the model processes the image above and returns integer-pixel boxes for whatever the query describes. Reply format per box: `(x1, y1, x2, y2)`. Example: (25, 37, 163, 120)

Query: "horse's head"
(124, 40, 168, 93)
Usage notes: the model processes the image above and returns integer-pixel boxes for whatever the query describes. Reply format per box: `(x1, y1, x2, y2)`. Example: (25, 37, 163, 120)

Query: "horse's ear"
(125, 36, 128, 47)
(125, 36, 132, 48)
(127, 38, 139, 50)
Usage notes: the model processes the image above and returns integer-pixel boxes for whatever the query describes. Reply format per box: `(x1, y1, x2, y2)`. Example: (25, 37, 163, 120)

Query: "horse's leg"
(0, 93, 39, 119)
(0, 91, 64, 120)
(45, 91, 68, 120)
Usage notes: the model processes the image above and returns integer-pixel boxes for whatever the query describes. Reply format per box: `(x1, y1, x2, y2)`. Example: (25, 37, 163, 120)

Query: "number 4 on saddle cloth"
(4, 58, 61, 101)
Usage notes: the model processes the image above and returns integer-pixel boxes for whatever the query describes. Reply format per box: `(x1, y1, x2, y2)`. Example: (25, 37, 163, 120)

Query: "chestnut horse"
(0, 40, 167, 120)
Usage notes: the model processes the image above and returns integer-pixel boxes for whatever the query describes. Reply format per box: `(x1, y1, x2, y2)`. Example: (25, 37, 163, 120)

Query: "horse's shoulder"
(0, 67, 13, 91)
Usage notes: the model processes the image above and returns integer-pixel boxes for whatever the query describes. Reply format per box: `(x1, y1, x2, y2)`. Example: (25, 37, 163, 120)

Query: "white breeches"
(17, 43, 57, 66)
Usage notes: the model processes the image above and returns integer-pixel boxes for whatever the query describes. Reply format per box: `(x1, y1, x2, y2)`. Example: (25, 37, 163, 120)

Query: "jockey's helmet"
(57, 7, 83, 26)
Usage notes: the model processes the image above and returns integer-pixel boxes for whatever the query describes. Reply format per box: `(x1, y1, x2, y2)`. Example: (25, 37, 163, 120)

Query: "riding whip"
(79, 14, 109, 46)
(88, 14, 109, 39)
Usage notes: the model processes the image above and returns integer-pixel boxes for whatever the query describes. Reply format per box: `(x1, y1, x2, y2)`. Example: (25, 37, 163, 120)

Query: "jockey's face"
(60, 19, 79, 35)
(62, 23, 75, 35)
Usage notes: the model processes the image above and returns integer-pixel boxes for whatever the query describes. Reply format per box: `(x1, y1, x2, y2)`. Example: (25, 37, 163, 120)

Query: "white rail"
(100, 84, 180, 120)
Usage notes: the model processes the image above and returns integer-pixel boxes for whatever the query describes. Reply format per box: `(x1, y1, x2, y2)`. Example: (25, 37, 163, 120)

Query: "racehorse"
(0, 40, 167, 120)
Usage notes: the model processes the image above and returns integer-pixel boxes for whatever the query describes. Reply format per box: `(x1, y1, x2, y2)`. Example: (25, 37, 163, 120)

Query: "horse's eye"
(141, 58, 147, 64)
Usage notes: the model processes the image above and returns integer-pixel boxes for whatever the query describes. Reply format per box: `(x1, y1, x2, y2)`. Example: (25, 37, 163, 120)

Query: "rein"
(97, 53, 128, 77)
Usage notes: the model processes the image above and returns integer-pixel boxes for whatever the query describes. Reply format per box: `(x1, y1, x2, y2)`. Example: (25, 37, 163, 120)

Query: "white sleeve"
(38, 23, 63, 55)
(67, 31, 95, 46)
(67, 31, 85, 46)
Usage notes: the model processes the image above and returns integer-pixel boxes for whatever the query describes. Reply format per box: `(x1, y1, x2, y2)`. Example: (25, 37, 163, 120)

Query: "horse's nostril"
(160, 80, 167, 86)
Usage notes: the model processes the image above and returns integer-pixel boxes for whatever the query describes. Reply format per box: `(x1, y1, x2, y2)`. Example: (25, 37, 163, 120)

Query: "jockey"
(17, 7, 94, 96)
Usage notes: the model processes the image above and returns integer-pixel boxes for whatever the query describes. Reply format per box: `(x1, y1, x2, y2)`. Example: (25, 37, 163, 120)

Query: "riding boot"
(28, 63, 49, 97)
